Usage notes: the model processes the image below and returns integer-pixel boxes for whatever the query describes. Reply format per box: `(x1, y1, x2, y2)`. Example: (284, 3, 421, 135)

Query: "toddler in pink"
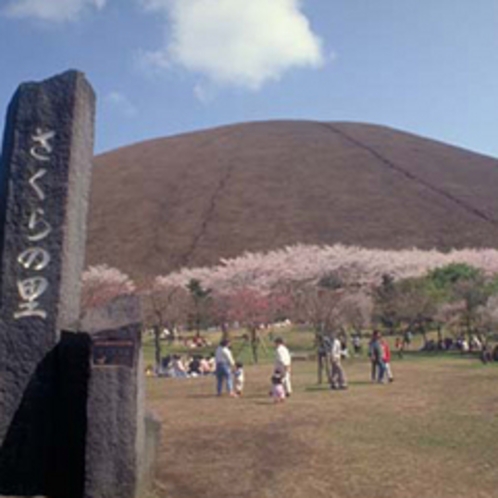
(270, 370, 286, 403)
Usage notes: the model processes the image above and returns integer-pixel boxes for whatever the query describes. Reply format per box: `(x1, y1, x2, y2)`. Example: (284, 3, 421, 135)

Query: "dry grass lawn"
(147, 355, 498, 498)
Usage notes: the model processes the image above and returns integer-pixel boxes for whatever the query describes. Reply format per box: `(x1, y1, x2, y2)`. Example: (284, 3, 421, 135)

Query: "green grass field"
(142, 325, 317, 367)
(145, 333, 498, 498)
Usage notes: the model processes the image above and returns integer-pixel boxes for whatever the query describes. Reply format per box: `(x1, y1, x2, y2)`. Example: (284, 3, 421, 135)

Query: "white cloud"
(135, 48, 171, 71)
(2, 0, 107, 23)
(193, 83, 216, 104)
(138, 0, 325, 91)
(105, 91, 138, 117)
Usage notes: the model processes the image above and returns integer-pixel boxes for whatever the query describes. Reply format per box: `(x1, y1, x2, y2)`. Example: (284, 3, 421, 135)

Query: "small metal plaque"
(92, 340, 135, 368)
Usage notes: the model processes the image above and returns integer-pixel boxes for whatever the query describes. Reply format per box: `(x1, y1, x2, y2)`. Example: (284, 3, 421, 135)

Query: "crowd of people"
(146, 328, 497, 400)
(213, 336, 292, 402)
(146, 353, 217, 378)
(211, 330, 399, 398)
(146, 334, 294, 402)
(147, 332, 393, 398)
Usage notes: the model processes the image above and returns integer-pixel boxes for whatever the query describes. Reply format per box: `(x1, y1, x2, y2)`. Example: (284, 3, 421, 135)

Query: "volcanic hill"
(87, 121, 498, 280)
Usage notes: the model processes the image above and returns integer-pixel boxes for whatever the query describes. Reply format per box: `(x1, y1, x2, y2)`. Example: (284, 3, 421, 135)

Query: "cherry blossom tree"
(155, 244, 498, 295)
(141, 280, 190, 367)
(434, 301, 466, 337)
(385, 277, 439, 343)
(186, 279, 213, 337)
(149, 244, 498, 353)
(81, 264, 136, 312)
(286, 280, 344, 335)
(225, 288, 274, 363)
(451, 277, 490, 338)
(209, 291, 233, 341)
(337, 291, 373, 335)
(477, 295, 498, 339)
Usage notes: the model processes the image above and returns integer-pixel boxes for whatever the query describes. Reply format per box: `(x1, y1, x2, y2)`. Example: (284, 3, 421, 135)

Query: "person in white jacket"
(274, 337, 292, 396)
(327, 335, 348, 390)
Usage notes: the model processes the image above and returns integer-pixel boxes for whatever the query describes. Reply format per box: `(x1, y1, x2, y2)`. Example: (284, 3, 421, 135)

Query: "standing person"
(368, 332, 378, 382)
(480, 342, 492, 364)
(269, 370, 286, 403)
(340, 335, 349, 359)
(214, 339, 236, 396)
(352, 334, 362, 355)
(370, 330, 385, 383)
(395, 336, 404, 359)
(317, 335, 329, 384)
(328, 334, 348, 390)
(233, 362, 245, 396)
(403, 330, 413, 350)
(381, 337, 394, 382)
(274, 337, 292, 397)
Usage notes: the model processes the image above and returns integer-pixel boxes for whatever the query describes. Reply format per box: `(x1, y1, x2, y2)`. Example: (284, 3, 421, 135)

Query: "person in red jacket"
(381, 338, 394, 383)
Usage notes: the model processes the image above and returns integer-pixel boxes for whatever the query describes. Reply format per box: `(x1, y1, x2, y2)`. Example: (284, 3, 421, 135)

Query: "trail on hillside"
(180, 155, 238, 268)
(320, 123, 498, 230)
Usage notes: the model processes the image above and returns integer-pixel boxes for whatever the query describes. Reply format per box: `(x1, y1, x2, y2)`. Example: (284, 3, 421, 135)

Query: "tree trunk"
(153, 325, 162, 368)
(250, 328, 259, 364)
(466, 314, 472, 339)
(437, 324, 443, 343)
(221, 322, 230, 342)
(420, 326, 427, 346)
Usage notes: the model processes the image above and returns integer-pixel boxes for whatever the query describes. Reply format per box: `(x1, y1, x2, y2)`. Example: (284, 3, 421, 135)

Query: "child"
(395, 337, 404, 359)
(352, 334, 362, 355)
(233, 362, 245, 396)
(381, 338, 394, 383)
(270, 370, 286, 403)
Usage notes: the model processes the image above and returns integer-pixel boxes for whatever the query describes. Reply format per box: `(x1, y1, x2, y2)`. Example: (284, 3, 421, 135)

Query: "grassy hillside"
(87, 121, 498, 280)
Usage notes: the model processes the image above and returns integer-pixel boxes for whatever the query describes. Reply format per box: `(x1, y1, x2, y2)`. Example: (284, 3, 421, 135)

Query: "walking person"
(274, 337, 292, 397)
(214, 339, 236, 396)
(327, 334, 348, 390)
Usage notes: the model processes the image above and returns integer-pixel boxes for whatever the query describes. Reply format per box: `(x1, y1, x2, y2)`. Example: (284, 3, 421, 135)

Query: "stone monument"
(0, 71, 159, 498)
(0, 70, 94, 496)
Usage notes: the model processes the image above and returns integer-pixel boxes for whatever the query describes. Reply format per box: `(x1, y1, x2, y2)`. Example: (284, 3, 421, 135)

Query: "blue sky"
(1, 0, 497, 157)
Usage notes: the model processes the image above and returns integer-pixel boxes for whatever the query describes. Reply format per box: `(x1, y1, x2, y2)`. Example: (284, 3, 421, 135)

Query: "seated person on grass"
(188, 355, 202, 376)
(171, 355, 189, 378)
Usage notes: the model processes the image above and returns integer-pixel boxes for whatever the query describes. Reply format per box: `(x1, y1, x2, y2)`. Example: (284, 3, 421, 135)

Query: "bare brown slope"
(87, 121, 498, 280)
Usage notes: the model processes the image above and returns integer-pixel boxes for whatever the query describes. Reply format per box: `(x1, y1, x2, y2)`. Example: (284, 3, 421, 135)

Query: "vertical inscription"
(0, 70, 96, 497)
(13, 128, 55, 320)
